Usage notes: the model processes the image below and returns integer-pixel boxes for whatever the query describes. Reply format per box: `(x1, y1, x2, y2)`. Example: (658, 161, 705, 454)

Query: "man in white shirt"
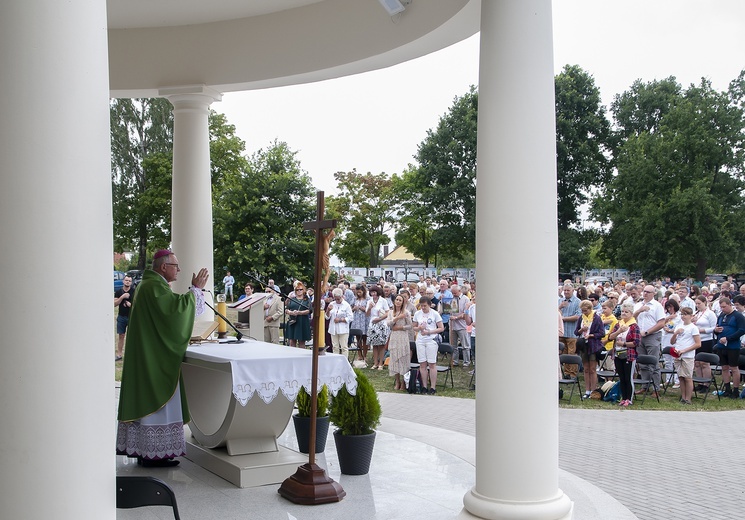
(633, 284, 666, 393)
(223, 271, 235, 302)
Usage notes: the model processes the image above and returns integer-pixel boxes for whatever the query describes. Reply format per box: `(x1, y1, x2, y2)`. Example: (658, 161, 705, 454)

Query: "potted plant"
(292, 384, 330, 454)
(329, 368, 382, 475)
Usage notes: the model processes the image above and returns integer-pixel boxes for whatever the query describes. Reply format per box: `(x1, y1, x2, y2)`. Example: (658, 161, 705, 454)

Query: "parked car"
(114, 271, 125, 292)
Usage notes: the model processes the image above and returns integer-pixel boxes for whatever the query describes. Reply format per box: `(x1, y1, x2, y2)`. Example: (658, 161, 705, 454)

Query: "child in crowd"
(670, 307, 701, 405)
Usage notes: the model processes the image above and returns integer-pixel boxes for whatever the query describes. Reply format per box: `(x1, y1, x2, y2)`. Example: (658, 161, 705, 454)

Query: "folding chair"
(558, 354, 582, 404)
(348, 328, 364, 362)
(116, 476, 180, 520)
(436, 342, 454, 388)
(632, 355, 660, 405)
(596, 350, 617, 383)
(660, 346, 678, 395)
(692, 352, 721, 404)
(438, 342, 454, 366)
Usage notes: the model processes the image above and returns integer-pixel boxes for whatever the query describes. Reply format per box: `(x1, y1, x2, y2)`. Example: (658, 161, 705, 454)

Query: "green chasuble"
(117, 269, 196, 423)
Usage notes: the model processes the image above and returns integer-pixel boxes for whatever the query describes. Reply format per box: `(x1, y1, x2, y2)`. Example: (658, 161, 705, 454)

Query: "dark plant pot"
(292, 414, 330, 454)
(333, 430, 376, 475)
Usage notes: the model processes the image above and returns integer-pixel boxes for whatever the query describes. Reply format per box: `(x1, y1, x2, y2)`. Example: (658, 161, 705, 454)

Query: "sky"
(214, 1, 745, 197)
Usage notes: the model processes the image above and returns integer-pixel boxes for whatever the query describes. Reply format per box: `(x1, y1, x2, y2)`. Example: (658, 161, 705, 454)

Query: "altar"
(181, 341, 356, 487)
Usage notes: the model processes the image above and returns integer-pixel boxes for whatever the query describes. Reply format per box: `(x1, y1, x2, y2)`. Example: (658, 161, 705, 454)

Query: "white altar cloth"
(186, 342, 357, 406)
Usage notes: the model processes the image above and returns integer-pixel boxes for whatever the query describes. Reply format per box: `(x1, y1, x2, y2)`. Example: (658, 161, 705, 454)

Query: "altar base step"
(185, 428, 308, 488)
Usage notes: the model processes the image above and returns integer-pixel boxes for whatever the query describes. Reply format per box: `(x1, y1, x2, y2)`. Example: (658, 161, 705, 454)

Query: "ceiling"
(107, 0, 323, 29)
(107, 0, 480, 97)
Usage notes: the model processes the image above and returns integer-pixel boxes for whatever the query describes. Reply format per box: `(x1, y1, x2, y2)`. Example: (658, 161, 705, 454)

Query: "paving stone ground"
(377, 392, 745, 520)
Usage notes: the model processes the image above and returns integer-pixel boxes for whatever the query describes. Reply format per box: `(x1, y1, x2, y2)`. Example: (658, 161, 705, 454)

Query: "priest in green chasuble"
(116, 249, 209, 467)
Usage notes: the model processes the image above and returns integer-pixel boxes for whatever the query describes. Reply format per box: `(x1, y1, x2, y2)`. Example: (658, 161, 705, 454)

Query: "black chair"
(692, 352, 721, 404)
(558, 354, 582, 403)
(348, 328, 364, 362)
(438, 342, 454, 366)
(116, 476, 181, 520)
(596, 350, 617, 383)
(632, 354, 660, 405)
(436, 342, 454, 388)
(660, 346, 678, 395)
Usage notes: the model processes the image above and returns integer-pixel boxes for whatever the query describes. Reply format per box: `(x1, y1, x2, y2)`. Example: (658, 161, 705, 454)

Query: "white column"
(461, 1, 573, 519)
(0, 1, 114, 519)
(162, 86, 222, 320)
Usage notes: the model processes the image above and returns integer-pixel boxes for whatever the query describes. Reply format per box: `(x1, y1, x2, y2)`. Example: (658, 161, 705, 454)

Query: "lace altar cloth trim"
(186, 342, 358, 406)
(116, 421, 186, 459)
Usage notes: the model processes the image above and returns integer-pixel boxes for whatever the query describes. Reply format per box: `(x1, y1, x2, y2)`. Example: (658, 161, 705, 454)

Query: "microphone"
(200, 289, 244, 343)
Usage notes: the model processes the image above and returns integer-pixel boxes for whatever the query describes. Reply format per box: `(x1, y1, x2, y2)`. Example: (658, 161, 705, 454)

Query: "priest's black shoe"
(138, 457, 180, 467)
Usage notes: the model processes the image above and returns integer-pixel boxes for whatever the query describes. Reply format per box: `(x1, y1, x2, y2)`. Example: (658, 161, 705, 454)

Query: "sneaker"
(723, 385, 733, 397)
(672, 383, 680, 389)
(462, 362, 470, 367)
(682, 400, 692, 405)
(468, 369, 475, 375)
(420, 386, 428, 395)
(452, 362, 459, 367)
(428, 388, 436, 395)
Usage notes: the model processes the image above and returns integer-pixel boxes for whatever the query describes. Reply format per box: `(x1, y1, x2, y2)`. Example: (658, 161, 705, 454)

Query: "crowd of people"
(280, 275, 477, 395)
(559, 277, 745, 407)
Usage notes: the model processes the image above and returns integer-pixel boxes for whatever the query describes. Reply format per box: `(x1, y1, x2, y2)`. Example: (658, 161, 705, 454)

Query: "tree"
(555, 65, 613, 231)
(111, 98, 174, 269)
(212, 140, 316, 286)
(610, 76, 681, 139)
(327, 170, 397, 268)
(396, 87, 478, 263)
(595, 75, 745, 280)
(392, 168, 439, 267)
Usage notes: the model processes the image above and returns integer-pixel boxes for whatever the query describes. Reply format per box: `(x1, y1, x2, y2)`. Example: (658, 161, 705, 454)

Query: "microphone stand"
(202, 292, 244, 343)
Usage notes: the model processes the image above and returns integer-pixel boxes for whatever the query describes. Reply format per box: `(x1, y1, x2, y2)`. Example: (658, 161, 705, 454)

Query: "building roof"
(383, 245, 419, 262)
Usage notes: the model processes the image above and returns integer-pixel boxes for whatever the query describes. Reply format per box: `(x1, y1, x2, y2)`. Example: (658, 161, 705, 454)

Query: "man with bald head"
(633, 284, 666, 394)
(117, 249, 210, 467)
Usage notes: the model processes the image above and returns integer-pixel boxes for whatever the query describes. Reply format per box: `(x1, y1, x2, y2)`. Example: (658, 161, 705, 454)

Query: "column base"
(459, 488, 573, 520)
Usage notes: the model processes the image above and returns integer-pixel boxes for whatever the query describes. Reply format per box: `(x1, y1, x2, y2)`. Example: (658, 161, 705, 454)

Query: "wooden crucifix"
(278, 191, 345, 504)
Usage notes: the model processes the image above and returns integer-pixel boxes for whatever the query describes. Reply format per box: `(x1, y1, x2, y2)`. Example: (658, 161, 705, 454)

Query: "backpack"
(407, 367, 423, 394)
(602, 381, 620, 402)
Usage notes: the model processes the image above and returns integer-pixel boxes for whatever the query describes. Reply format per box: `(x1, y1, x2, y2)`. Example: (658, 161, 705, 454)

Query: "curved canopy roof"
(107, 0, 480, 97)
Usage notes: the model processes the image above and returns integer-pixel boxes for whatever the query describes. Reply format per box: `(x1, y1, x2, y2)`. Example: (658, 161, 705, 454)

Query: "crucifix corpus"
(278, 191, 345, 504)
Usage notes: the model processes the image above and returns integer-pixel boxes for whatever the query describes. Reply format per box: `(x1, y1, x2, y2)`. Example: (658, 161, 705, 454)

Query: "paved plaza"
(116, 386, 744, 519)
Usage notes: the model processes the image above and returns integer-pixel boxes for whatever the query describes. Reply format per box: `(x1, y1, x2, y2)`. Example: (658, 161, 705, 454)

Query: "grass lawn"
(113, 307, 745, 411)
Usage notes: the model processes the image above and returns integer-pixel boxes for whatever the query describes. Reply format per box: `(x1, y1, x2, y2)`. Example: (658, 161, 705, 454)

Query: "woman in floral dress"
(387, 294, 412, 390)
(366, 285, 390, 369)
(350, 284, 370, 363)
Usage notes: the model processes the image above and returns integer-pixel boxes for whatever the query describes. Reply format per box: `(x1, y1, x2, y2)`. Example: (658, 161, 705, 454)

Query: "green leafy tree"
(209, 111, 247, 187)
(596, 75, 745, 280)
(327, 170, 396, 268)
(212, 140, 316, 286)
(111, 98, 174, 268)
(555, 65, 613, 231)
(402, 87, 477, 262)
(611, 76, 681, 139)
(392, 168, 439, 267)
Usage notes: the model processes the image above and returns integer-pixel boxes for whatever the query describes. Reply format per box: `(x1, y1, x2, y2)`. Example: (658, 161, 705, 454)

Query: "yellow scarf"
(581, 311, 595, 328)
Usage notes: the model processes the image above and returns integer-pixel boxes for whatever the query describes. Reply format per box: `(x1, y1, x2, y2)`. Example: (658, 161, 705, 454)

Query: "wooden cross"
(278, 191, 344, 504)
